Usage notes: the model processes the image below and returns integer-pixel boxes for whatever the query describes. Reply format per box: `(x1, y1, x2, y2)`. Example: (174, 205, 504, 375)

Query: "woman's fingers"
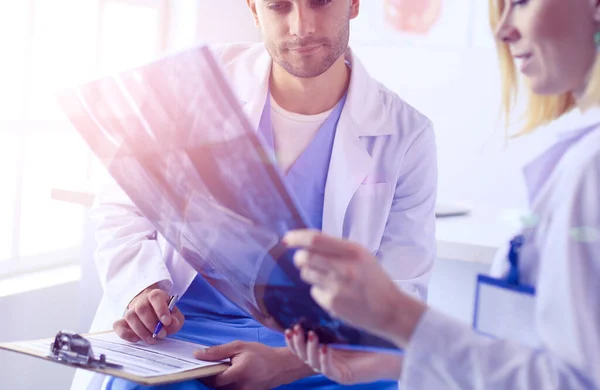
(285, 325, 337, 379)
(284, 230, 360, 258)
(319, 344, 335, 379)
(291, 325, 308, 362)
(287, 328, 324, 374)
(306, 331, 321, 372)
(285, 329, 297, 355)
(294, 250, 358, 289)
(293, 250, 333, 273)
(309, 285, 338, 317)
(299, 264, 330, 287)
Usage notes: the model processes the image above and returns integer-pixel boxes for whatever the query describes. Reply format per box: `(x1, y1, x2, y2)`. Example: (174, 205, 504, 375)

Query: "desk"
(430, 207, 523, 323)
(435, 207, 521, 265)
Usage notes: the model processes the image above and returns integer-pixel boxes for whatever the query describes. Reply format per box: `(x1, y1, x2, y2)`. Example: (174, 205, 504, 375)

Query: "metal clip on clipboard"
(48, 331, 122, 369)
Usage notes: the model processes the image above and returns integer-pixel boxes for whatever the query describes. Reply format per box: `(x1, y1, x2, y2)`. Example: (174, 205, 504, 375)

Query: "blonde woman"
(283, 0, 600, 388)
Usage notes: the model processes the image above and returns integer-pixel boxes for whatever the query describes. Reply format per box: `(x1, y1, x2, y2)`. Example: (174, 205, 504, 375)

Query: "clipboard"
(0, 330, 230, 386)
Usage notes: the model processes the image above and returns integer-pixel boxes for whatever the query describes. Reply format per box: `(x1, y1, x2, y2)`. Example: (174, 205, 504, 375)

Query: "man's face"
(249, 0, 360, 78)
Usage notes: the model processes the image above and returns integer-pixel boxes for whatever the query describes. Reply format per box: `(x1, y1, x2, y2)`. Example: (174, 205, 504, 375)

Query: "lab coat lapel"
(322, 114, 373, 237)
(322, 50, 388, 238)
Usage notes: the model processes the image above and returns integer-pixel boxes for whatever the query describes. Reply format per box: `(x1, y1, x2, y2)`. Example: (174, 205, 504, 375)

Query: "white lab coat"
(72, 43, 437, 389)
(402, 107, 600, 389)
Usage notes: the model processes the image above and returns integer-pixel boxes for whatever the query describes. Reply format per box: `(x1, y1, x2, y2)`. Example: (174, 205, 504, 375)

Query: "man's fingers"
(148, 289, 172, 326)
(132, 299, 160, 337)
(210, 364, 243, 388)
(113, 319, 140, 343)
(194, 341, 244, 361)
(163, 307, 184, 334)
(124, 309, 154, 343)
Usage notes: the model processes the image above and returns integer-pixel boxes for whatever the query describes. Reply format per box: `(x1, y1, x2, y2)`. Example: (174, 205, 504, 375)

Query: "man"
(74, 0, 437, 389)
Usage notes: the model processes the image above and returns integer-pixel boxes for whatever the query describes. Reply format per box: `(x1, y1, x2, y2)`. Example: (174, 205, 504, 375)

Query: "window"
(0, 0, 170, 277)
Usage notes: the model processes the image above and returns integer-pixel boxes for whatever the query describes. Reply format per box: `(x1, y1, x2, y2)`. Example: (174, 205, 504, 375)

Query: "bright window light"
(0, 0, 167, 276)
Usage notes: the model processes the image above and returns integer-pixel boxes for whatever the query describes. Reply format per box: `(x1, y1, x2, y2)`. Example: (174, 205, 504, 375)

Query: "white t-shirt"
(270, 95, 335, 173)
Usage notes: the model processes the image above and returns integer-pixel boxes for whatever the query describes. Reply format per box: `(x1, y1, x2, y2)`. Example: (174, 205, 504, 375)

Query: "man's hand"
(113, 283, 185, 344)
(195, 341, 315, 390)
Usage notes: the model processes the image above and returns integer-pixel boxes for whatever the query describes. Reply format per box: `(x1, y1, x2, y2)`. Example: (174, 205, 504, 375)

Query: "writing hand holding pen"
(153, 294, 179, 339)
(113, 285, 184, 345)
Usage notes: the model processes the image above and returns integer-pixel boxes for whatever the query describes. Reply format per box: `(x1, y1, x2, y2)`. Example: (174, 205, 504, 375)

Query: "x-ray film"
(56, 44, 400, 353)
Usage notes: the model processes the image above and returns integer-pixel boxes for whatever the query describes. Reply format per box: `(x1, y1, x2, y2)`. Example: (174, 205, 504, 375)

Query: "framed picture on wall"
(350, 0, 473, 48)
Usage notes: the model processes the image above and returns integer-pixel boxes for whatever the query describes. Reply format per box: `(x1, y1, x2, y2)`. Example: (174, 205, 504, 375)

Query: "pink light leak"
(384, 0, 443, 35)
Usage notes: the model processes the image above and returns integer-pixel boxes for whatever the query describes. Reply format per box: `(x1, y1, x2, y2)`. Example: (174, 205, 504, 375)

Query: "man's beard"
(266, 22, 350, 79)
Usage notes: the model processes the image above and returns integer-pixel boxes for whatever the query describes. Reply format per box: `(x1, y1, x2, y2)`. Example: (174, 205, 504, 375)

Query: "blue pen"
(152, 294, 179, 339)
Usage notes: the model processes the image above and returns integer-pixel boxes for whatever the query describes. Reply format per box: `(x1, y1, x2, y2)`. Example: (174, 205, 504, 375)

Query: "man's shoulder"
(208, 42, 269, 92)
(353, 77, 433, 152)
(374, 81, 432, 133)
(348, 50, 432, 139)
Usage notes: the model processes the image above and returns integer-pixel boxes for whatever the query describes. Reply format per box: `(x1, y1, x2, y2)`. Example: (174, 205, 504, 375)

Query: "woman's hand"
(283, 230, 427, 347)
(285, 325, 403, 385)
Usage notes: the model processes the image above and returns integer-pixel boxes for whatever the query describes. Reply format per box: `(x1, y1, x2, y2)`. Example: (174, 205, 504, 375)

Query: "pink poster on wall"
(383, 0, 442, 35)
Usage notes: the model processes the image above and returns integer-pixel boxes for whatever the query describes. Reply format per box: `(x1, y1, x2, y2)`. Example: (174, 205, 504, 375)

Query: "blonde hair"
(489, 0, 600, 135)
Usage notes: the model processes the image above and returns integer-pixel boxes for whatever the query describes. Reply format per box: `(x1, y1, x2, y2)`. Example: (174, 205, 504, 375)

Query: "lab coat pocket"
(344, 183, 392, 254)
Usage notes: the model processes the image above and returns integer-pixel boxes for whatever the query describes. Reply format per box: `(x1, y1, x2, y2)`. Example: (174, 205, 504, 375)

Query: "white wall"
(168, 0, 261, 49)
(0, 282, 80, 390)
(194, 0, 261, 44)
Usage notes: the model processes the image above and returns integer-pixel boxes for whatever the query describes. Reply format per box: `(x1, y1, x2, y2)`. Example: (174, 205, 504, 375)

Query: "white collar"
(552, 106, 600, 141)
